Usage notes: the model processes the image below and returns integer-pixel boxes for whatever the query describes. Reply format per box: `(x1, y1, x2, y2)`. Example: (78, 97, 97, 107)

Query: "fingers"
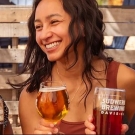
(40, 118, 55, 127)
(84, 115, 95, 130)
(84, 115, 96, 135)
(121, 124, 129, 135)
(34, 119, 59, 134)
(34, 130, 52, 135)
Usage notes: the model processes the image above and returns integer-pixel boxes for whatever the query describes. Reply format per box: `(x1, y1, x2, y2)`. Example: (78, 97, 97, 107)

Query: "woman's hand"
(121, 124, 129, 135)
(34, 118, 59, 134)
(84, 115, 129, 135)
(84, 115, 96, 134)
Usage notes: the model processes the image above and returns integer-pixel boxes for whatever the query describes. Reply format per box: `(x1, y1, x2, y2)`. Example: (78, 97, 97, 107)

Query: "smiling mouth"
(45, 42, 61, 49)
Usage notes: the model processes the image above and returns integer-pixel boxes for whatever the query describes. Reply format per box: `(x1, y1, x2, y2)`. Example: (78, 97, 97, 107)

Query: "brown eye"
(35, 25, 42, 30)
(51, 20, 59, 25)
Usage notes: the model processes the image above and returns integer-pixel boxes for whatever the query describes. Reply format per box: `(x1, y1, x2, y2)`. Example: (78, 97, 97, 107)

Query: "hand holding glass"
(93, 87, 125, 135)
(36, 81, 69, 124)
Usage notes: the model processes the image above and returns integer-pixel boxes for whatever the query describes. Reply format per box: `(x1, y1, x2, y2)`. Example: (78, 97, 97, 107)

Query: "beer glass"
(0, 98, 4, 135)
(36, 81, 69, 133)
(93, 87, 125, 135)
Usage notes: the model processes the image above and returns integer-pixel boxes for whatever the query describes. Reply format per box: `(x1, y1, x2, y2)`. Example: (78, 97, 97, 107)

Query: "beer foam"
(39, 86, 66, 92)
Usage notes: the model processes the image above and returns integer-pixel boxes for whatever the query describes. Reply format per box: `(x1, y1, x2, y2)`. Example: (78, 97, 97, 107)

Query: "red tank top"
(59, 61, 120, 134)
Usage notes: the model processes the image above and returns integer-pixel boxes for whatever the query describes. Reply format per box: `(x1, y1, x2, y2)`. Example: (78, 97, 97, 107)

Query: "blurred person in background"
(0, 96, 13, 134)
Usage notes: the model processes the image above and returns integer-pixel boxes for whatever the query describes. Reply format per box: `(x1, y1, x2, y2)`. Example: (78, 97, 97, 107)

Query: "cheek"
(54, 24, 69, 37)
(55, 27, 70, 43)
(35, 32, 41, 45)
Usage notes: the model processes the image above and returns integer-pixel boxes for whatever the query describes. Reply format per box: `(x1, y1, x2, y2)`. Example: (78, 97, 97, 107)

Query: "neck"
(55, 58, 83, 79)
(55, 41, 85, 79)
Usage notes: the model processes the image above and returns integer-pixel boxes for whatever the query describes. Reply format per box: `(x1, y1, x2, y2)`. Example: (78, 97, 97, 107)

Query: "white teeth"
(46, 42, 60, 49)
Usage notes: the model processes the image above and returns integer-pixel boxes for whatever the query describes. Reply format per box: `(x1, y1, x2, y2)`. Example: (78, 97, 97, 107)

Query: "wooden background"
(0, 5, 135, 134)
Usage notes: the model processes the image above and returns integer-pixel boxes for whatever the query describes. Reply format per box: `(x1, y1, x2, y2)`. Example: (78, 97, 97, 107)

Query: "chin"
(47, 54, 63, 62)
(47, 56, 58, 62)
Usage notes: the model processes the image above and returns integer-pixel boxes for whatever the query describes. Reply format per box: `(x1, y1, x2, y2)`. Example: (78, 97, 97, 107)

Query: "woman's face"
(34, 0, 71, 61)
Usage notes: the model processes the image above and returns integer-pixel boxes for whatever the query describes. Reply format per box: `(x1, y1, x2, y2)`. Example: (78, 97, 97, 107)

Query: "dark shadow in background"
(0, 0, 14, 5)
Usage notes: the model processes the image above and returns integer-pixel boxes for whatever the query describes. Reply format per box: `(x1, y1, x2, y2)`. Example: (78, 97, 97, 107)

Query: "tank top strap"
(106, 61, 120, 88)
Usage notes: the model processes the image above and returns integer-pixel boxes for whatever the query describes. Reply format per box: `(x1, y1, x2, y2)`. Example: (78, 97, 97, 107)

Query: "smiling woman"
(34, 0, 71, 61)
(8, 0, 135, 134)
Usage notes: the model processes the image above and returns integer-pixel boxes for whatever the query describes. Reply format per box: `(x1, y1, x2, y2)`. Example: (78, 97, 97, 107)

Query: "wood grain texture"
(0, 6, 31, 22)
(0, 23, 28, 37)
(0, 6, 135, 22)
(0, 49, 25, 63)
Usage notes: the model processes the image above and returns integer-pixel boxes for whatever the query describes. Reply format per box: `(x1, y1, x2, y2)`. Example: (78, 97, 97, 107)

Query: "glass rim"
(39, 86, 66, 92)
(41, 81, 65, 85)
(95, 87, 125, 92)
(40, 81, 66, 90)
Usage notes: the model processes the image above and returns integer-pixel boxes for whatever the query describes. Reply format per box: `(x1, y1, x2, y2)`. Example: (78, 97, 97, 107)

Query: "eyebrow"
(34, 13, 62, 23)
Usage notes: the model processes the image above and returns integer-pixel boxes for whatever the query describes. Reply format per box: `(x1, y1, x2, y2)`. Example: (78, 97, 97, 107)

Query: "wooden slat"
(0, 74, 30, 83)
(0, 22, 135, 37)
(0, 6, 31, 22)
(0, 83, 13, 89)
(0, 23, 28, 37)
(0, 6, 135, 36)
(12, 127, 22, 134)
(0, 74, 30, 89)
(0, 6, 135, 23)
(5, 101, 18, 115)
(104, 23, 135, 36)
(0, 49, 25, 63)
(104, 49, 135, 63)
(100, 7, 135, 23)
(0, 74, 29, 89)
(0, 69, 12, 75)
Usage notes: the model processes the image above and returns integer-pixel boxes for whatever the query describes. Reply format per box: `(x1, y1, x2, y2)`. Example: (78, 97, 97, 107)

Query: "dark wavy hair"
(9, 0, 109, 107)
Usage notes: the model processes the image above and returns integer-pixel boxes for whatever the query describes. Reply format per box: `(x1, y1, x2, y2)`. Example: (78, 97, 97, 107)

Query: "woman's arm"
(118, 64, 135, 122)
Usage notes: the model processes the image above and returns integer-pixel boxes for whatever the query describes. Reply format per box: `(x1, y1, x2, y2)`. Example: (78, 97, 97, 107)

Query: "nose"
(40, 26, 53, 41)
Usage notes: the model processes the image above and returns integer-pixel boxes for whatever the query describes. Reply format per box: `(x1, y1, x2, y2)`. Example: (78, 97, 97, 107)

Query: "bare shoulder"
(19, 86, 37, 112)
(19, 86, 38, 103)
(117, 63, 135, 88)
(19, 87, 41, 134)
(117, 63, 135, 121)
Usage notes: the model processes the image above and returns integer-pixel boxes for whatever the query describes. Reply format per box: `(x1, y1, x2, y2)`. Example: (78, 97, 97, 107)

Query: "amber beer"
(93, 87, 125, 135)
(36, 86, 69, 122)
